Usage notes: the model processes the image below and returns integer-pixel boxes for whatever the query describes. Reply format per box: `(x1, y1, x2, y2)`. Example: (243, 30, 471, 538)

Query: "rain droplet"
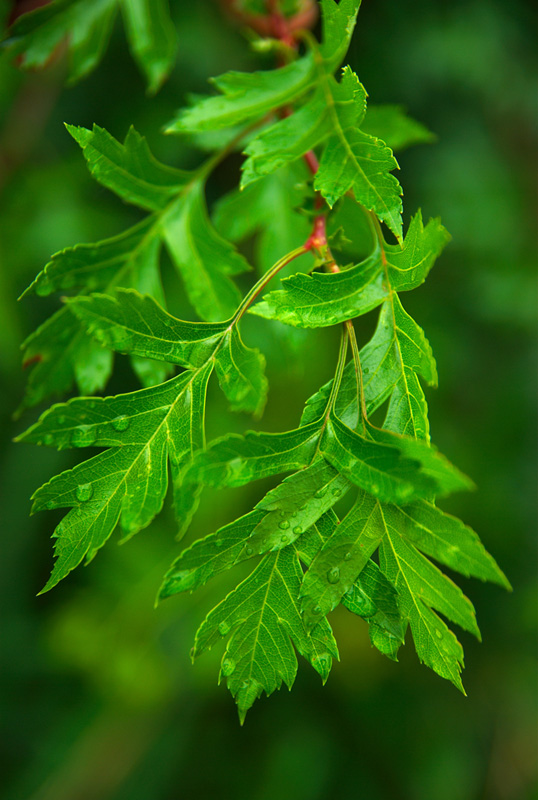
(71, 425, 97, 447)
(293, 526, 303, 535)
(327, 567, 340, 584)
(344, 552, 352, 562)
(218, 621, 230, 636)
(279, 520, 290, 530)
(221, 658, 236, 676)
(76, 483, 93, 502)
(332, 488, 342, 497)
(363, 367, 370, 374)
(280, 534, 289, 544)
(314, 487, 327, 499)
(312, 605, 322, 615)
(112, 415, 130, 432)
(245, 546, 253, 556)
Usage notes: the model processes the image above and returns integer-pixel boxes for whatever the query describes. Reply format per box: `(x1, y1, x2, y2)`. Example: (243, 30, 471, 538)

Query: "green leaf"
(166, 54, 316, 134)
(184, 423, 322, 489)
(321, 412, 473, 502)
(70, 289, 268, 416)
(165, 0, 360, 135)
(66, 124, 189, 211)
(18, 306, 113, 414)
(214, 164, 311, 274)
(18, 366, 212, 591)
(250, 212, 451, 328)
(250, 245, 385, 328)
(5, 0, 177, 89)
(192, 546, 337, 723)
(242, 459, 351, 557)
(361, 294, 438, 440)
(69, 289, 228, 367)
(362, 105, 435, 152)
(342, 562, 406, 661)
(300, 491, 385, 627)
(120, 0, 177, 94)
(379, 522, 472, 692)
(241, 66, 366, 188)
(161, 181, 250, 321)
(22, 217, 158, 299)
(390, 501, 510, 589)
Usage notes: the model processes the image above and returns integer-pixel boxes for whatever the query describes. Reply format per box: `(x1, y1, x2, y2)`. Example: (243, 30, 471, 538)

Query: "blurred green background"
(1, 1, 536, 798)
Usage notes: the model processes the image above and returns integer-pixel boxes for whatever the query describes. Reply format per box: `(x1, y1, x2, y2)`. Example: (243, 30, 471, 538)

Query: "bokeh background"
(0, 1, 536, 798)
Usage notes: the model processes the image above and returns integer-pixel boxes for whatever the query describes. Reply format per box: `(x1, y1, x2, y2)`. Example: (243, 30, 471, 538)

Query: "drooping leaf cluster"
(17, 0, 509, 722)
(3, 0, 177, 92)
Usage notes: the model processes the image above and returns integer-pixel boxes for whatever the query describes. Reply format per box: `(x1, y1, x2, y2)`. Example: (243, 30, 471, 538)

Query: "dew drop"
(312, 605, 322, 615)
(293, 526, 303, 535)
(314, 487, 327, 499)
(363, 367, 370, 374)
(218, 621, 230, 636)
(76, 483, 93, 502)
(279, 520, 290, 530)
(332, 488, 342, 497)
(327, 567, 340, 584)
(71, 425, 97, 447)
(299, 504, 307, 512)
(245, 546, 253, 556)
(112, 415, 130, 432)
(280, 534, 289, 544)
(221, 658, 235, 676)
(344, 552, 352, 562)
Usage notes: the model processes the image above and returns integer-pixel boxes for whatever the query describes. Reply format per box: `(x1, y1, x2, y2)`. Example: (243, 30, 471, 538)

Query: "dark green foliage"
(15, 0, 509, 723)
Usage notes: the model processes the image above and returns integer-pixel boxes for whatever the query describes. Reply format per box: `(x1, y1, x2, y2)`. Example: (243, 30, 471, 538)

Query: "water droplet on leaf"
(314, 487, 327, 499)
(71, 425, 97, 447)
(327, 567, 340, 584)
(221, 658, 235, 676)
(279, 520, 290, 530)
(293, 526, 302, 534)
(218, 621, 230, 636)
(112, 415, 130, 432)
(76, 483, 93, 502)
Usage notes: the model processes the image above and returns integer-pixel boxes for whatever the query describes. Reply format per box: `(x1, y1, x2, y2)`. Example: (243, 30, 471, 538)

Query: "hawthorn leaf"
(5, 0, 117, 84)
(18, 366, 213, 591)
(184, 424, 322, 489)
(120, 0, 177, 95)
(241, 67, 366, 188)
(193, 546, 337, 723)
(321, 413, 473, 502)
(165, 0, 360, 135)
(66, 123, 189, 211)
(361, 294, 438, 440)
(241, 459, 351, 557)
(159, 510, 265, 599)
(300, 490, 385, 627)
(250, 212, 450, 328)
(5, 0, 177, 89)
(390, 501, 510, 589)
(70, 289, 268, 416)
(160, 182, 249, 321)
(214, 164, 311, 274)
(18, 306, 113, 415)
(342, 563, 406, 661)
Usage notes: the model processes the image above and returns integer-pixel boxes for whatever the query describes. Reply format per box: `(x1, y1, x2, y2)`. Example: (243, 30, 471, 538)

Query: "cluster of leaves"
(3, 0, 177, 92)
(16, 0, 509, 722)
